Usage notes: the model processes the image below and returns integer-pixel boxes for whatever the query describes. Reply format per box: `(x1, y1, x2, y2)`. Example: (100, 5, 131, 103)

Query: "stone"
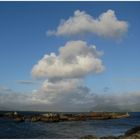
(81, 135, 97, 139)
(122, 126, 140, 139)
(100, 135, 118, 139)
(14, 117, 24, 122)
(30, 116, 40, 122)
(100, 126, 140, 139)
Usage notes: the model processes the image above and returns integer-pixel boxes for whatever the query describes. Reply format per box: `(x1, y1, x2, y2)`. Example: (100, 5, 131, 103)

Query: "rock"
(14, 117, 24, 122)
(91, 116, 111, 120)
(1, 112, 130, 124)
(41, 113, 60, 122)
(100, 135, 118, 139)
(122, 126, 140, 139)
(81, 126, 140, 139)
(75, 114, 87, 121)
(4, 112, 14, 117)
(125, 126, 140, 135)
(40, 116, 60, 122)
(13, 111, 18, 115)
(59, 115, 69, 121)
(110, 112, 130, 119)
(67, 117, 77, 121)
(81, 135, 97, 139)
(4, 111, 20, 118)
(88, 112, 105, 117)
(81, 112, 130, 120)
(30, 116, 40, 122)
(42, 113, 59, 118)
(0, 113, 4, 117)
(100, 126, 140, 139)
(40, 116, 50, 122)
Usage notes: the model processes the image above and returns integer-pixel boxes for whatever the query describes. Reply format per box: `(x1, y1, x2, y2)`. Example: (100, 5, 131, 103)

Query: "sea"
(0, 112, 140, 139)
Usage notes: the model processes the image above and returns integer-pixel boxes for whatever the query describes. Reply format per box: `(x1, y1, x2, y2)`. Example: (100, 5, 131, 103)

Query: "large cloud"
(47, 9, 128, 39)
(1, 85, 140, 112)
(0, 82, 96, 112)
(32, 40, 104, 80)
(30, 40, 105, 111)
(31, 79, 97, 110)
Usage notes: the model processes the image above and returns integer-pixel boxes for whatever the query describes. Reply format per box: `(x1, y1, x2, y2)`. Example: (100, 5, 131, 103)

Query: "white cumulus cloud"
(31, 40, 104, 80)
(1, 85, 140, 112)
(32, 79, 95, 105)
(47, 9, 128, 39)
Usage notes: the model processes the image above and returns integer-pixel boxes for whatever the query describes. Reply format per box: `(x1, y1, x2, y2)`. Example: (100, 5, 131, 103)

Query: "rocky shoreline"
(0, 112, 139, 139)
(0, 112, 130, 123)
(81, 126, 140, 139)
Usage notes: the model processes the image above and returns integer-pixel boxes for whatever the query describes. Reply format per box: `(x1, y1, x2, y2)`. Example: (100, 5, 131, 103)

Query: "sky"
(0, 2, 140, 112)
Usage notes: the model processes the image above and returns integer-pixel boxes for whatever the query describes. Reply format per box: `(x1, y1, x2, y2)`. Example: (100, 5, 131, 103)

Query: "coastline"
(0, 111, 140, 139)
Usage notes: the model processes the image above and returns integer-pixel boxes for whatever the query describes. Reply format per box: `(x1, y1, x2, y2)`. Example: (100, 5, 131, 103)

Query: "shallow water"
(0, 112, 140, 138)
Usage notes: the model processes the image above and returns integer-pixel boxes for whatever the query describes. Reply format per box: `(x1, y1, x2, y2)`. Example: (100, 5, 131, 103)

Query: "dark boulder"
(101, 126, 140, 139)
(81, 135, 97, 139)
(125, 126, 140, 135)
(122, 126, 140, 139)
(100, 135, 118, 139)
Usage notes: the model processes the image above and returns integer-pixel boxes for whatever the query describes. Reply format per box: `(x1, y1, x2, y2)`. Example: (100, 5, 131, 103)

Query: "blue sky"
(0, 2, 140, 111)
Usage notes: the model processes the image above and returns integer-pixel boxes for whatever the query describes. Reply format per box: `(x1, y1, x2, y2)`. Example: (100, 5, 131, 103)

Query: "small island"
(0, 111, 130, 123)
(1, 111, 140, 139)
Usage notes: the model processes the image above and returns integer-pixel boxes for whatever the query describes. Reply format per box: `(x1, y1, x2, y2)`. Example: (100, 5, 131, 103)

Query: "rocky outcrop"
(40, 113, 60, 122)
(81, 126, 140, 139)
(40, 116, 60, 122)
(3, 112, 25, 122)
(120, 126, 140, 139)
(59, 115, 69, 121)
(4, 111, 19, 118)
(1, 112, 130, 123)
(110, 112, 130, 119)
(14, 116, 24, 122)
(100, 135, 118, 139)
(87, 112, 130, 120)
(81, 135, 97, 139)
(30, 116, 41, 122)
(81, 135, 118, 139)
(59, 112, 130, 121)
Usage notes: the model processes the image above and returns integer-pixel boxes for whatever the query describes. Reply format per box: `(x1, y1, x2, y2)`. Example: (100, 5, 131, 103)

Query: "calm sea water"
(0, 112, 140, 138)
